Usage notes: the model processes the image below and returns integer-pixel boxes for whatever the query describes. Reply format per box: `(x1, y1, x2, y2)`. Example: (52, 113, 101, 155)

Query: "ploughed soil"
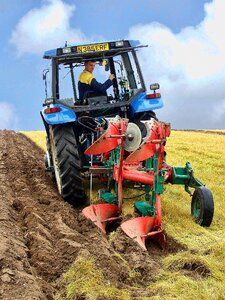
(0, 130, 183, 300)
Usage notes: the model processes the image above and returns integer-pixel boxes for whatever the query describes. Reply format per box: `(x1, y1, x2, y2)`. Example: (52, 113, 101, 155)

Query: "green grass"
(149, 131, 225, 299)
(55, 256, 130, 300)
(22, 130, 225, 299)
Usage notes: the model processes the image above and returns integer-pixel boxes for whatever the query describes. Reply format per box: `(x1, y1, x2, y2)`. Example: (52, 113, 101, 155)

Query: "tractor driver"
(78, 60, 115, 104)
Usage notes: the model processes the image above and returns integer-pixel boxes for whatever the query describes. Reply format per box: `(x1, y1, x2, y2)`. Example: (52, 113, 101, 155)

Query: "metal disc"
(124, 123, 142, 152)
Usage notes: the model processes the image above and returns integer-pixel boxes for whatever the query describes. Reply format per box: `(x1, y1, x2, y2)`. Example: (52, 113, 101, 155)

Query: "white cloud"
(0, 102, 19, 130)
(128, 0, 225, 129)
(9, 0, 225, 129)
(10, 0, 87, 55)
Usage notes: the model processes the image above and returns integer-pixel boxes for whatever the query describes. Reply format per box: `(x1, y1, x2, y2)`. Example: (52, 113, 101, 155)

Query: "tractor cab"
(43, 40, 163, 121)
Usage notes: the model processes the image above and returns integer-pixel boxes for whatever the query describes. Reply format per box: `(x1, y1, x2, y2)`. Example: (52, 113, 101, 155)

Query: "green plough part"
(134, 201, 155, 216)
(172, 162, 204, 195)
(134, 155, 165, 217)
(101, 192, 118, 204)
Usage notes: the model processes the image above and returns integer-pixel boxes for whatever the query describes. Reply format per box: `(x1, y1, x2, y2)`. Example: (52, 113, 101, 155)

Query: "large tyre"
(49, 124, 86, 205)
(191, 187, 214, 227)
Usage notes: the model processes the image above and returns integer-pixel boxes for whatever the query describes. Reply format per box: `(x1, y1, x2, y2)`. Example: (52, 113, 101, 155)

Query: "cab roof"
(43, 40, 145, 63)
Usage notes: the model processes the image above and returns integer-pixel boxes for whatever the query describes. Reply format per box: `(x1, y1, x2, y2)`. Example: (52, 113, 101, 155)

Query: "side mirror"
(99, 59, 109, 71)
(105, 63, 110, 72)
(43, 69, 49, 80)
(150, 83, 160, 91)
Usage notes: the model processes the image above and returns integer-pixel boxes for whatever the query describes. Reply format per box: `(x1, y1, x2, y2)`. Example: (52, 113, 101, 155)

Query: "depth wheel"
(191, 187, 214, 227)
(49, 124, 86, 205)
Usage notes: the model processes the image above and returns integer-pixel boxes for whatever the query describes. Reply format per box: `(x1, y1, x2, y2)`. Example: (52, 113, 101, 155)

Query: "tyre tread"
(50, 124, 86, 205)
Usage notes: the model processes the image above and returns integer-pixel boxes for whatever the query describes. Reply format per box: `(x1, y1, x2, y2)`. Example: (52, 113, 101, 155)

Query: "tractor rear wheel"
(191, 187, 214, 227)
(49, 124, 86, 205)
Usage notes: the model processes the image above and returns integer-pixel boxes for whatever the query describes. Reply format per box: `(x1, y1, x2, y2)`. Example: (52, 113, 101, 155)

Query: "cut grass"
(23, 130, 225, 299)
(148, 131, 225, 299)
(55, 256, 130, 300)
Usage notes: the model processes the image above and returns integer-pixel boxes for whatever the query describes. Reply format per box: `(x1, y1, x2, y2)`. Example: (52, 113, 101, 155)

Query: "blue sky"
(1, 0, 225, 130)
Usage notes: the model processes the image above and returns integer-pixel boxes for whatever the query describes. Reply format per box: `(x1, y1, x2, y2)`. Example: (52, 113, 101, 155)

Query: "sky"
(1, 0, 225, 130)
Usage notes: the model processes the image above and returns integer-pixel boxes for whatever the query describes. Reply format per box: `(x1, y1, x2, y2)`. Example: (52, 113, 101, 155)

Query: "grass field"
(22, 130, 225, 299)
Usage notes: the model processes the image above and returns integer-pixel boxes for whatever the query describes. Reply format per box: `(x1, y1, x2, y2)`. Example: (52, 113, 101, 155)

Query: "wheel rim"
(45, 151, 51, 168)
(192, 195, 201, 219)
(50, 128, 62, 194)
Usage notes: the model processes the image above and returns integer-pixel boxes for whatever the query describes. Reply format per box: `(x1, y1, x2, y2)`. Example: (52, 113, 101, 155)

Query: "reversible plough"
(82, 117, 214, 250)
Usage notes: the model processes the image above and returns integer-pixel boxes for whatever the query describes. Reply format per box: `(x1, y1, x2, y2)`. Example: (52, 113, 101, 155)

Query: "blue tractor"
(41, 40, 163, 204)
(41, 40, 213, 249)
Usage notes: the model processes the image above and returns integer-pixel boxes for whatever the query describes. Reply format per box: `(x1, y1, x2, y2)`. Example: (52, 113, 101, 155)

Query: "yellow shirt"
(79, 70, 94, 85)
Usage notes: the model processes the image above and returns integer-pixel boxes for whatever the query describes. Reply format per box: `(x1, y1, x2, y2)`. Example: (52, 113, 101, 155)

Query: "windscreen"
(51, 51, 144, 103)
(58, 62, 114, 103)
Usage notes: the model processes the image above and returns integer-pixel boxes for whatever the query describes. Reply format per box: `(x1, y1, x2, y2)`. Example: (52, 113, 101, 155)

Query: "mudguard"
(130, 91, 163, 116)
(41, 103, 77, 125)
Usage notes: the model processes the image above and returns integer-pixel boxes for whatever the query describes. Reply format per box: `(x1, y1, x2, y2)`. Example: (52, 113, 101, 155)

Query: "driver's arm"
(90, 76, 114, 93)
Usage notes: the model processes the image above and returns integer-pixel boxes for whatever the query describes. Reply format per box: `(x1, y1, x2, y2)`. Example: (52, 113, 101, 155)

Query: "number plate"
(77, 43, 109, 53)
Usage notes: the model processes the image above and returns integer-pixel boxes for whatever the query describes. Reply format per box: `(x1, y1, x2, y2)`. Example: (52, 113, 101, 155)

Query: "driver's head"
(84, 60, 96, 73)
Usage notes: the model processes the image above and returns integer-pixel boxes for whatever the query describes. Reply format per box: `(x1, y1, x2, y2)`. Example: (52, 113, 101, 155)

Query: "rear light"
(44, 107, 61, 114)
(146, 93, 161, 99)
